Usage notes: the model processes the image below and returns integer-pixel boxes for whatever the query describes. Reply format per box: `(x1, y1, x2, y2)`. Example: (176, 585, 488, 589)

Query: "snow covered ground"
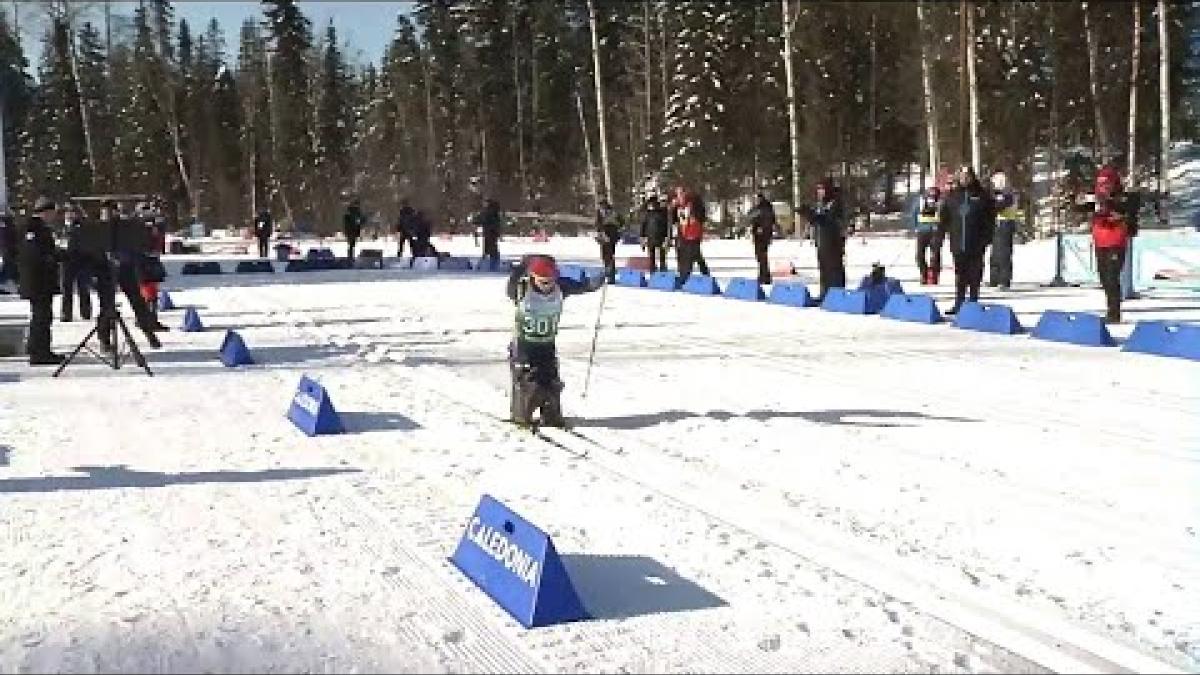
(1, 236, 1198, 674)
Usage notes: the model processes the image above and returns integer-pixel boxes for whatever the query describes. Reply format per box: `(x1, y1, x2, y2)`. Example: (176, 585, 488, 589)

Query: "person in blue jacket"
(505, 254, 603, 428)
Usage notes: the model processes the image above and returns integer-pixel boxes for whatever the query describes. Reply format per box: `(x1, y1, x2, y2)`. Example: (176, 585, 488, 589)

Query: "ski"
(492, 414, 590, 460)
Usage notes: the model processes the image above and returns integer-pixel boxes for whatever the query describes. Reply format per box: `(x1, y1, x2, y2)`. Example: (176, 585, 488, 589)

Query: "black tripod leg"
(114, 314, 153, 376)
(53, 324, 101, 378)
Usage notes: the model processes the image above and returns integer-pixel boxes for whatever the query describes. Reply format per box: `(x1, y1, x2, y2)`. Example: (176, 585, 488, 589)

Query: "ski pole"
(581, 277, 609, 399)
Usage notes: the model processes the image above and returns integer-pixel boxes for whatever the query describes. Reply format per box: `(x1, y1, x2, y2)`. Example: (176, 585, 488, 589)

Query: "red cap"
(1095, 165, 1121, 198)
(527, 256, 558, 279)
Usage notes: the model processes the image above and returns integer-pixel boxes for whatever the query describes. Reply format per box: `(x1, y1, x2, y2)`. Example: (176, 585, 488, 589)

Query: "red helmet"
(527, 256, 558, 280)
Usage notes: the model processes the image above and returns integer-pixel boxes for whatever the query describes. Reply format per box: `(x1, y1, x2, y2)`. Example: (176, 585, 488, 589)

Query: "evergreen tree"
(0, 12, 34, 206)
(263, 0, 315, 229)
(313, 22, 353, 230)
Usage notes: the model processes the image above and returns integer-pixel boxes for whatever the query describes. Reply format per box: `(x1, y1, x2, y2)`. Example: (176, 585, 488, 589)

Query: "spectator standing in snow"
(803, 178, 847, 302)
(254, 208, 273, 258)
(988, 171, 1020, 289)
(343, 200, 365, 261)
(748, 193, 776, 285)
(912, 186, 944, 285)
(939, 165, 996, 314)
(395, 199, 418, 259)
(674, 188, 710, 283)
(478, 198, 503, 271)
(640, 194, 670, 273)
(595, 199, 622, 283)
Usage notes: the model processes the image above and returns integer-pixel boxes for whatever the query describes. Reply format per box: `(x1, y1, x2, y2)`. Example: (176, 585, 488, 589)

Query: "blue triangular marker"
(158, 290, 175, 311)
(219, 330, 254, 366)
(181, 307, 204, 332)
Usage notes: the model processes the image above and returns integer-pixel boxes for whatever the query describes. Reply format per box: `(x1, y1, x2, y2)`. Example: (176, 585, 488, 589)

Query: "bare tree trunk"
(868, 7, 877, 225)
(959, 0, 968, 167)
(530, 22, 538, 201)
(965, 0, 981, 175)
(643, 0, 652, 183)
(1083, 2, 1110, 162)
(917, 0, 940, 182)
(782, 0, 802, 235)
(659, 2, 667, 162)
(421, 52, 438, 206)
(0, 97, 8, 213)
(512, 2, 527, 208)
(1128, 0, 1142, 183)
(1158, 0, 1170, 224)
(587, 0, 613, 205)
(575, 89, 599, 214)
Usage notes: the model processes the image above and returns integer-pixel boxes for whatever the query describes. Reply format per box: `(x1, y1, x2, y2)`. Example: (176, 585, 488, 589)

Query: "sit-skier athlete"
(506, 254, 603, 428)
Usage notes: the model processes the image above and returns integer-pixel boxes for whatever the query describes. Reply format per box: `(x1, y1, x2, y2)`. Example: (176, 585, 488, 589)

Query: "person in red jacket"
(1092, 198, 1130, 324)
(674, 188, 710, 282)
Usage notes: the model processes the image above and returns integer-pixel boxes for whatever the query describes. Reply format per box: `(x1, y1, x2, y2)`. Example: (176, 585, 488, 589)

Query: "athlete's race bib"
(516, 286, 564, 343)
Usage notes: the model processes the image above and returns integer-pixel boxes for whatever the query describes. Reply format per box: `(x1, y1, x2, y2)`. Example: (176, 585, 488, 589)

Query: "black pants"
(816, 238, 846, 300)
(96, 263, 157, 340)
(60, 256, 93, 321)
(346, 237, 358, 261)
(600, 242, 617, 282)
(396, 234, 409, 258)
(257, 237, 270, 258)
(677, 239, 709, 282)
(915, 230, 942, 283)
(509, 345, 564, 426)
(482, 236, 500, 270)
(26, 294, 54, 358)
(989, 221, 1016, 287)
(1096, 246, 1126, 320)
(754, 240, 771, 285)
(952, 252, 985, 308)
(646, 241, 668, 273)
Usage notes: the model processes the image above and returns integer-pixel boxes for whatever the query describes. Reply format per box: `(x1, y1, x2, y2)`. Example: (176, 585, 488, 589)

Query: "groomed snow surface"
(1, 235, 1198, 674)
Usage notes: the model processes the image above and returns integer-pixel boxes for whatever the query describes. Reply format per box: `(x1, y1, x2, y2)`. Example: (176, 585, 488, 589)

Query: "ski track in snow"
(1, 236, 1198, 673)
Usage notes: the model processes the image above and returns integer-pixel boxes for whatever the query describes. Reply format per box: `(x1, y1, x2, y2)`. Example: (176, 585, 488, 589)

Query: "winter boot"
(538, 381, 567, 428)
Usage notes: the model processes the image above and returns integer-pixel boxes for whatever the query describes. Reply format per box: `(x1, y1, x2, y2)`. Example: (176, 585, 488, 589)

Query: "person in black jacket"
(506, 254, 603, 428)
(343, 200, 365, 260)
(18, 198, 64, 365)
(254, 209, 273, 258)
(640, 194, 670, 273)
(395, 199, 418, 259)
(59, 202, 93, 322)
(0, 207, 17, 286)
(938, 165, 996, 314)
(478, 198, 503, 271)
(749, 193, 776, 285)
(803, 178, 846, 302)
(595, 199, 622, 283)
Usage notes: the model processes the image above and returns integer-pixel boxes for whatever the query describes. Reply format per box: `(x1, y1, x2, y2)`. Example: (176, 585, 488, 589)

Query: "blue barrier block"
(647, 271, 681, 291)
(235, 260, 275, 274)
(181, 307, 205, 332)
(857, 276, 905, 297)
(620, 233, 640, 245)
(616, 268, 646, 287)
(157, 290, 176, 311)
(441, 256, 472, 271)
(450, 494, 589, 629)
(1122, 321, 1200, 361)
(768, 283, 815, 307)
(219, 330, 255, 367)
(1031, 310, 1116, 347)
(286, 375, 344, 436)
(820, 288, 870, 314)
(953, 302, 1024, 335)
(880, 294, 942, 324)
(723, 277, 765, 301)
(681, 274, 720, 295)
(181, 261, 222, 275)
(557, 264, 587, 284)
(583, 267, 607, 282)
(285, 259, 311, 272)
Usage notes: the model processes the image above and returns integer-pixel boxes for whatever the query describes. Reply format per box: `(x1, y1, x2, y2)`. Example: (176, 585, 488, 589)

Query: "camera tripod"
(53, 305, 154, 377)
